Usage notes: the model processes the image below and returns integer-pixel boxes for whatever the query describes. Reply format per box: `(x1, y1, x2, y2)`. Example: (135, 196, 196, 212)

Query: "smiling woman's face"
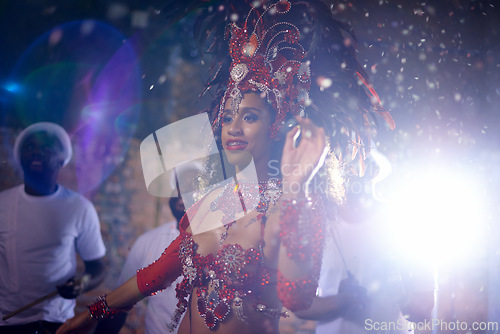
(221, 92, 274, 172)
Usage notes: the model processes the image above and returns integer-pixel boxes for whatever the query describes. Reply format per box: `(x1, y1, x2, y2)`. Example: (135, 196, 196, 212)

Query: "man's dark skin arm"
(296, 268, 434, 325)
(57, 258, 107, 299)
(295, 276, 369, 322)
(294, 294, 349, 321)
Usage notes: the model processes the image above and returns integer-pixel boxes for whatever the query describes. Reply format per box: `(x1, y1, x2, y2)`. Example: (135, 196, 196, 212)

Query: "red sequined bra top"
(136, 181, 324, 332)
(176, 232, 279, 331)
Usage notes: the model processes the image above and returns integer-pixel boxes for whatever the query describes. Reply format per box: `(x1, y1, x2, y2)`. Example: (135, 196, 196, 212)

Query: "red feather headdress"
(216, 0, 311, 137)
(192, 0, 395, 175)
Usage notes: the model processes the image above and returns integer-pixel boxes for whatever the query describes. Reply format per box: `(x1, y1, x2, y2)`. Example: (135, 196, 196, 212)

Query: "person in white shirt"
(296, 176, 434, 334)
(94, 162, 201, 333)
(94, 196, 185, 334)
(0, 122, 106, 334)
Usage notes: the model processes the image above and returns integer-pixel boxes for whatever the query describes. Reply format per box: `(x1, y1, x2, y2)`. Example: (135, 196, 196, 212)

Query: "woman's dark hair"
(191, 0, 394, 202)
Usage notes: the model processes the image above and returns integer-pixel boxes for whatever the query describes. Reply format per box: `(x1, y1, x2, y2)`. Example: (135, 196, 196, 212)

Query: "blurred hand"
(337, 276, 370, 325)
(56, 311, 96, 334)
(57, 275, 90, 299)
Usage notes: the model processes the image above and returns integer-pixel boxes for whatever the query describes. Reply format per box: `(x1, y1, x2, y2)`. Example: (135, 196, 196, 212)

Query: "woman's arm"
(56, 277, 144, 334)
(56, 234, 184, 334)
(276, 195, 324, 311)
(103, 276, 145, 309)
(276, 117, 328, 311)
(56, 258, 106, 299)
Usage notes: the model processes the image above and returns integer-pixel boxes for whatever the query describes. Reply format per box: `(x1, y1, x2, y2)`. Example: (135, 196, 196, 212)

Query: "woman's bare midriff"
(177, 285, 281, 334)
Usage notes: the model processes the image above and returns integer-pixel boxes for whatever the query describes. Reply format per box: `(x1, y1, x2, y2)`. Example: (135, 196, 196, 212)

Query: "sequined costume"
(79, 0, 396, 332)
(137, 181, 324, 331)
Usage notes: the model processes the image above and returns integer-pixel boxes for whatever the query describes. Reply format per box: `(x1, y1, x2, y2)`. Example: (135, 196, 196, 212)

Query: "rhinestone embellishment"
(230, 63, 249, 83)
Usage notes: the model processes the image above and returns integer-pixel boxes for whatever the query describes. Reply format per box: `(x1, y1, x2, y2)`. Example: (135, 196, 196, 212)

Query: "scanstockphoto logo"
(270, 159, 371, 196)
(140, 113, 220, 199)
(139, 113, 261, 235)
(270, 159, 329, 194)
(364, 318, 499, 332)
(139, 113, 333, 235)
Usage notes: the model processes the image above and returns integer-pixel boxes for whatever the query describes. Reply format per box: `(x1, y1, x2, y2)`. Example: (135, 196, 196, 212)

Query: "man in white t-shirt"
(296, 183, 434, 334)
(95, 196, 185, 334)
(94, 161, 202, 333)
(0, 122, 106, 333)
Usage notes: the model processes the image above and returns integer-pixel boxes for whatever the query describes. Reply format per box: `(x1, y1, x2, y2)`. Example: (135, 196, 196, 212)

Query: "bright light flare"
(3, 82, 22, 94)
(384, 165, 486, 264)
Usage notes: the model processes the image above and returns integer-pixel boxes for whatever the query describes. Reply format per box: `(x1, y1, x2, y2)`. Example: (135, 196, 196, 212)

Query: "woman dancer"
(57, 1, 394, 333)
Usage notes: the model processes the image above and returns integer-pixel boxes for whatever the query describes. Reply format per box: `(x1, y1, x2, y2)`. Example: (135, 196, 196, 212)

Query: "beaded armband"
(279, 197, 324, 261)
(278, 197, 324, 311)
(87, 295, 131, 320)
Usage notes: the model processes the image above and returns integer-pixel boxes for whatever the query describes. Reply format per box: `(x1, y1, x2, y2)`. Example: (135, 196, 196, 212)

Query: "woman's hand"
(281, 117, 327, 196)
(56, 311, 97, 334)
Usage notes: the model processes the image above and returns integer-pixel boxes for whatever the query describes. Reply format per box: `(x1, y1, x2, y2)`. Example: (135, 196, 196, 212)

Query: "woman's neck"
(234, 153, 278, 183)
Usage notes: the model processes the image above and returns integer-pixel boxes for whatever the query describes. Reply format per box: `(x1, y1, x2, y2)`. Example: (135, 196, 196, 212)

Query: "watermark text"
(365, 318, 499, 332)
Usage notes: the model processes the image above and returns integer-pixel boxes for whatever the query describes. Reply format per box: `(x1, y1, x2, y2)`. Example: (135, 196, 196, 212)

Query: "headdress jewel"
(216, 0, 311, 137)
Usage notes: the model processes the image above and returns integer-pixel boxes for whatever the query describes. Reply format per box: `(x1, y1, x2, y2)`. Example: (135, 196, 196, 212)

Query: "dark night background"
(0, 1, 499, 333)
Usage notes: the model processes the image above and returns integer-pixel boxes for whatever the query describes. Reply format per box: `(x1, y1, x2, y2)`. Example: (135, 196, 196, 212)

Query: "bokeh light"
(6, 20, 142, 194)
(384, 164, 487, 265)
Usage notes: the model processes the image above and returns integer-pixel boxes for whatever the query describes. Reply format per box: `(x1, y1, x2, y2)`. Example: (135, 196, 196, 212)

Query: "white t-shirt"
(118, 220, 182, 334)
(0, 185, 106, 325)
(316, 220, 414, 334)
